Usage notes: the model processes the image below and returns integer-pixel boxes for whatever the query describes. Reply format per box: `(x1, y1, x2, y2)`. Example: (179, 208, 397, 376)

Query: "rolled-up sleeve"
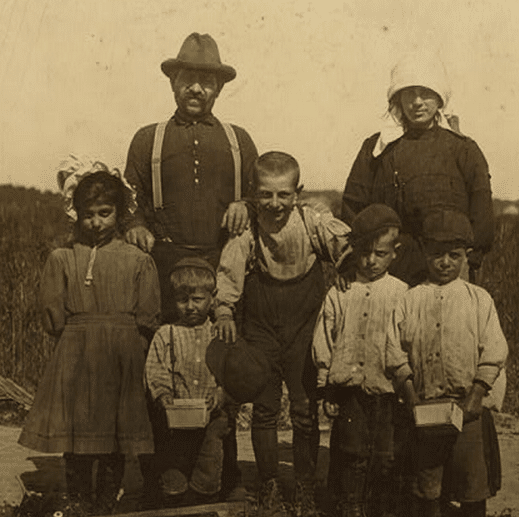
(135, 254, 161, 335)
(312, 288, 340, 388)
(475, 294, 508, 388)
(145, 328, 173, 401)
(303, 206, 352, 267)
(385, 301, 413, 388)
(215, 231, 254, 318)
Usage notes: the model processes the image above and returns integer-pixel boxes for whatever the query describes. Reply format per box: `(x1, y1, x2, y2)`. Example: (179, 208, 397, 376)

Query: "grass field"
(1, 185, 518, 416)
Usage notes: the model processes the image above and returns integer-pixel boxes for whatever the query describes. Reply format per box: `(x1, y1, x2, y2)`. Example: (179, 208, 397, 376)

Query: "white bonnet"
(387, 51, 451, 108)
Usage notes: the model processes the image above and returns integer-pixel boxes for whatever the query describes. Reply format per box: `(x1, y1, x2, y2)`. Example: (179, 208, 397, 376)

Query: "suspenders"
(151, 119, 242, 211)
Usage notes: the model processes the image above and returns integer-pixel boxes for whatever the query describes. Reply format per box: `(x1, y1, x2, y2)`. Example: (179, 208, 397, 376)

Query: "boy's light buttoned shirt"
(312, 273, 408, 395)
(386, 278, 508, 409)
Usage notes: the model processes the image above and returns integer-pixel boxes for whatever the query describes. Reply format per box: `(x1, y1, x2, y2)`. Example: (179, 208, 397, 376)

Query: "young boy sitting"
(214, 151, 352, 517)
(312, 204, 408, 517)
(386, 209, 508, 517)
(144, 257, 232, 507)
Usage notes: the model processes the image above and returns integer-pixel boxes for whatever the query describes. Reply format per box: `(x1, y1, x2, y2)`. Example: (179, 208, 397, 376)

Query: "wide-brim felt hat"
(161, 33, 236, 83)
(206, 337, 269, 404)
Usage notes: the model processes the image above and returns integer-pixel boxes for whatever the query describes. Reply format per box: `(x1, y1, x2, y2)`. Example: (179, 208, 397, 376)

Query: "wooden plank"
(93, 501, 246, 517)
(0, 375, 34, 410)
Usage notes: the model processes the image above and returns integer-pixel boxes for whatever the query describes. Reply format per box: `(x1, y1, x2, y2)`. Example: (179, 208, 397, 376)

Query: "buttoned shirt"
(214, 204, 352, 318)
(145, 319, 216, 401)
(124, 111, 258, 248)
(386, 278, 508, 409)
(312, 273, 408, 395)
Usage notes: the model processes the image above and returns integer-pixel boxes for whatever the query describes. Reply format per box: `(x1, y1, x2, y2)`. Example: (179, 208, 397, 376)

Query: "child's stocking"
(95, 452, 125, 513)
(63, 452, 95, 503)
(252, 427, 279, 482)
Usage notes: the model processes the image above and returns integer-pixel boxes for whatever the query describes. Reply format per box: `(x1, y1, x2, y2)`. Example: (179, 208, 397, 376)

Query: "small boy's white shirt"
(386, 278, 508, 410)
(145, 318, 216, 402)
(312, 272, 408, 395)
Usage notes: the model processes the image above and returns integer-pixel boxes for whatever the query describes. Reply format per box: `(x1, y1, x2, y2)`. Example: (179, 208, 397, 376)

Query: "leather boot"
(411, 497, 441, 517)
(293, 480, 320, 517)
(460, 500, 486, 517)
(257, 478, 288, 517)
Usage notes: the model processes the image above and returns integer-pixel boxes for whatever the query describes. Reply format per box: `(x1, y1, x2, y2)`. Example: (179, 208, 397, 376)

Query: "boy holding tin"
(386, 209, 508, 517)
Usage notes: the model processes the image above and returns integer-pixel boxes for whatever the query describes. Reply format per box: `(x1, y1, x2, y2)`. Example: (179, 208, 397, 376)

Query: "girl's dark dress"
(19, 238, 160, 455)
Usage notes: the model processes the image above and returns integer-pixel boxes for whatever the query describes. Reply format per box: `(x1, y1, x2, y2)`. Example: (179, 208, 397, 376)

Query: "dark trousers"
(411, 407, 501, 503)
(140, 398, 240, 505)
(328, 388, 398, 513)
(242, 262, 325, 483)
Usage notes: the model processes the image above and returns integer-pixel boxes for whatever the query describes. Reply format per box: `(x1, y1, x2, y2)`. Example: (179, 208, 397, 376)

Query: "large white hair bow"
(56, 154, 137, 222)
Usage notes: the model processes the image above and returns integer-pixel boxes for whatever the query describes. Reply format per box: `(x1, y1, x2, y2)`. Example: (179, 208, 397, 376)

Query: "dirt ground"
(1, 411, 518, 516)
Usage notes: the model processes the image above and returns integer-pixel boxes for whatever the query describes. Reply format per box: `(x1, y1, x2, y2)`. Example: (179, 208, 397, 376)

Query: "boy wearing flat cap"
(144, 258, 237, 507)
(312, 204, 408, 517)
(386, 209, 508, 517)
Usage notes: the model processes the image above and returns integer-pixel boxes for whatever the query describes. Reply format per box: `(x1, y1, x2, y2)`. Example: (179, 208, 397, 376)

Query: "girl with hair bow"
(19, 155, 160, 514)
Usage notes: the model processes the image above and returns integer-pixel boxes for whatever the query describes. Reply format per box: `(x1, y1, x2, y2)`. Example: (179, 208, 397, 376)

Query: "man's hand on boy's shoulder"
(221, 200, 250, 236)
(125, 225, 155, 253)
(213, 315, 237, 344)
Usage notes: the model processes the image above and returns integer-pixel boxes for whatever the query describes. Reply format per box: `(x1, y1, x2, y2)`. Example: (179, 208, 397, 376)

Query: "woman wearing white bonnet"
(341, 51, 494, 286)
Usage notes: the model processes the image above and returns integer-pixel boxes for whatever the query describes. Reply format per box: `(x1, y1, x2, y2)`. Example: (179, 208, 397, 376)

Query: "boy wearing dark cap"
(214, 151, 352, 517)
(386, 209, 508, 517)
(312, 204, 408, 517)
(144, 258, 234, 507)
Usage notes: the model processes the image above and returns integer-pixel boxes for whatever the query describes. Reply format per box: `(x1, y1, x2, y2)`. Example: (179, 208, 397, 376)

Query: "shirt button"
(194, 140, 199, 146)
(196, 358, 201, 363)
(194, 160, 200, 165)
(363, 313, 368, 317)
(436, 323, 440, 328)
(366, 292, 370, 297)
(194, 178, 199, 184)
(193, 380, 199, 386)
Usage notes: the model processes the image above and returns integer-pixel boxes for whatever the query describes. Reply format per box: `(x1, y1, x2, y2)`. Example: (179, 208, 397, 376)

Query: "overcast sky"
(0, 0, 518, 199)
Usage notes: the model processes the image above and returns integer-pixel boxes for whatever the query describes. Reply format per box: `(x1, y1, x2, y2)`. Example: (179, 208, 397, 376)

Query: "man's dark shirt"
(125, 111, 258, 249)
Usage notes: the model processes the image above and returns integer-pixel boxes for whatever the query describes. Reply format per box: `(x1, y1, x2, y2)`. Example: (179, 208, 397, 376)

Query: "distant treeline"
(1, 185, 518, 415)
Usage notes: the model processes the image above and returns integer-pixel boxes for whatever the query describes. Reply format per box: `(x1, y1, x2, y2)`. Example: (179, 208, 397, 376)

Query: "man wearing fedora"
(124, 32, 257, 506)
(124, 32, 258, 321)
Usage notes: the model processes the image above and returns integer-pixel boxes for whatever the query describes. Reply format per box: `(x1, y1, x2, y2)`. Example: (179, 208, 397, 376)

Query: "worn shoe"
(257, 478, 289, 517)
(337, 501, 367, 517)
(293, 481, 320, 517)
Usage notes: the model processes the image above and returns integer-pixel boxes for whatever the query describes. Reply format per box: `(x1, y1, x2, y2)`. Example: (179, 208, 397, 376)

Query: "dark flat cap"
(421, 209, 474, 245)
(351, 204, 401, 242)
(206, 337, 269, 404)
